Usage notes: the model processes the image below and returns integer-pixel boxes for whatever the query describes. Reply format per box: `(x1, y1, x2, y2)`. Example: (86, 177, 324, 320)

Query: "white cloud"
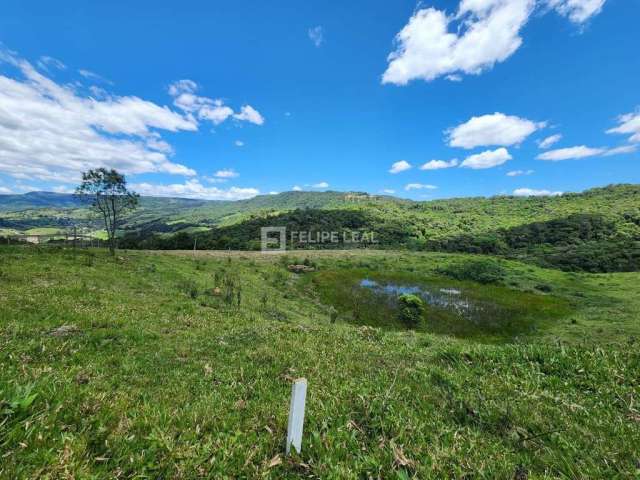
(547, 0, 606, 23)
(168, 80, 264, 126)
(308, 26, 324, 47)
(37, 56, 66, 71)
(292, 185, 303, 191)
(405, 183, 437, 191)
(538, 144, 637, 160)
(448, 113, 544, 149)
(235, 140, 245, 147)
(0, 50, 197, 182)
(506, 169, 534, 176)
(168, 79, 197, 96)
(268, 191, 279, 195)
(382, 0, 606, 85)
(214, 169, 239, 179)
(78, 68, 112, 84)
(513, 187, 563, 196)
(420, 159, 459, 170)
(537, 145, 604, 161)
(233, 105, 265, 125)
(460, 147, 512, 169)
(389, 160, 412, 174)
(538, 134, 562, 149)
(312, 181, 329, 189)
(607, 110, 640, 143)
(602, 145, 637, 156)
(382, 1, 535, 85)
(0, 186, 12, 194)
(131, 179, 259, 200)
(381, 189, 396, 194)
(52, 185, 74, 194)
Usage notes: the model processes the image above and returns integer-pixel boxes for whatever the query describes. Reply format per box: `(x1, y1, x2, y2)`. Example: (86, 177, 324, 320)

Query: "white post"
(286, 378, 307, 455)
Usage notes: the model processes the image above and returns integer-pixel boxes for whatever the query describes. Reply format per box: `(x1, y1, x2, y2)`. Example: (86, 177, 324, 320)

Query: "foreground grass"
(0, 247, 639, 478)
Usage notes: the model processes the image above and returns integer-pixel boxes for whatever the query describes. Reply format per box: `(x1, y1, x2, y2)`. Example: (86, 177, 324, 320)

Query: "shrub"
(178, 279, 199, 299)
(438, 259, 505, 284)
(535, 283, 553, 293)
(398, 294, 425, 329)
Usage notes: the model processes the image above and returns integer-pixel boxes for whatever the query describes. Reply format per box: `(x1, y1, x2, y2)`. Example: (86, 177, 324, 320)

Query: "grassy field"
(0, 247, 638, 478)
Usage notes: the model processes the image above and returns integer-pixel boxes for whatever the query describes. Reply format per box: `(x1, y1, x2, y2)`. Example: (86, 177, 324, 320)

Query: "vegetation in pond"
(306, 268, 572, 342)
(397, 293, 425, 328)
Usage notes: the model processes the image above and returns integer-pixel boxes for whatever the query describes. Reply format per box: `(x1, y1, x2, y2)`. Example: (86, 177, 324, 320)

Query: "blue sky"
(0, 0, 638, 200)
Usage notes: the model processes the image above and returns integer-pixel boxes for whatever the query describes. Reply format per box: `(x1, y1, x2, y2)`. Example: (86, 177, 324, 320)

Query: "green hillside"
(1, 247, 639, 478)
(2, 185, 640, 272)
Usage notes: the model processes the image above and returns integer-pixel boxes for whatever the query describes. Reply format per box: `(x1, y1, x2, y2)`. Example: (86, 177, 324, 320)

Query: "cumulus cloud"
(382, 0, 606, 85)
(389, 160, 412, 174)
(547, 0, 606, 24)
(507, 169, 534, 176)
(312, 181, 329, 188)
(0, 49, 197, 182)
(405, 183, 437, 191)
(513, 187, 563, 196)
(382, 0, 535, 85)
(448, 113, 544, 149)
(233, 105, 265, 125)
(308, 26, 324, 47)
(420, 159, 459, 170)
(460, 147, 512, 169)
(131, 179, 259, 200)
(292, 185, 303, 191)
(607, 110, 640, 143)
(168, 80, 264, 126)
(538, 134, 562, 149)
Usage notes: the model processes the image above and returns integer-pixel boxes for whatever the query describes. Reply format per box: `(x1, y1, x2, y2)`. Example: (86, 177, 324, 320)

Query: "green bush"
(438, 259, 505, 284)
(398, 294, 425, 329)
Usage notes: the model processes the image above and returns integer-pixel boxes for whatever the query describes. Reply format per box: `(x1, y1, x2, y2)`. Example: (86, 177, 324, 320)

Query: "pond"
(304, 269, 571, 342)
(359, 278, 502, 326)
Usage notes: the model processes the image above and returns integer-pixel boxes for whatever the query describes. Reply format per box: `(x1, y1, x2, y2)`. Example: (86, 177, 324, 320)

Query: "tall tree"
(75, 168, 139, 255)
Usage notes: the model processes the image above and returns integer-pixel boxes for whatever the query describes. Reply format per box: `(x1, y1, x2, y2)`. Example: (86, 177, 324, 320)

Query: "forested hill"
(1, 185, 638, 237)
(111, 184, 640, 272)
(2, 185, 640, 272)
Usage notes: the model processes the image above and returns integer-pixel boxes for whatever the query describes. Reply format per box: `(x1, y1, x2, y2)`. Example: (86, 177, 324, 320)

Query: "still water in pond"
(359, 278, 500, 324)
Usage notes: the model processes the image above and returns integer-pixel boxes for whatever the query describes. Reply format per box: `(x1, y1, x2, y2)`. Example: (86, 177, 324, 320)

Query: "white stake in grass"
(286, 378, 307, 455)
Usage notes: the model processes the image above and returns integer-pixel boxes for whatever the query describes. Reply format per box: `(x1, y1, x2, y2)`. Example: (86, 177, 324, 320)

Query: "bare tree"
(75, 168, 139, 256)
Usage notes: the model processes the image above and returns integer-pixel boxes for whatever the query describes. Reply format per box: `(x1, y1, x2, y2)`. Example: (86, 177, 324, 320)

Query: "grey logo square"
(261, 226, 286, 253)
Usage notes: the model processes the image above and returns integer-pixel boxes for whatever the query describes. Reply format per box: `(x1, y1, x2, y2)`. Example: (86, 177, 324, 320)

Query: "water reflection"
(359, 278, 497, 323)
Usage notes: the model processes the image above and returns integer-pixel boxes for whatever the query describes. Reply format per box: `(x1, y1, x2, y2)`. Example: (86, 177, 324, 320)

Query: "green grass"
(23, 227, 64, 235)
(0, 247, 639, 478)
